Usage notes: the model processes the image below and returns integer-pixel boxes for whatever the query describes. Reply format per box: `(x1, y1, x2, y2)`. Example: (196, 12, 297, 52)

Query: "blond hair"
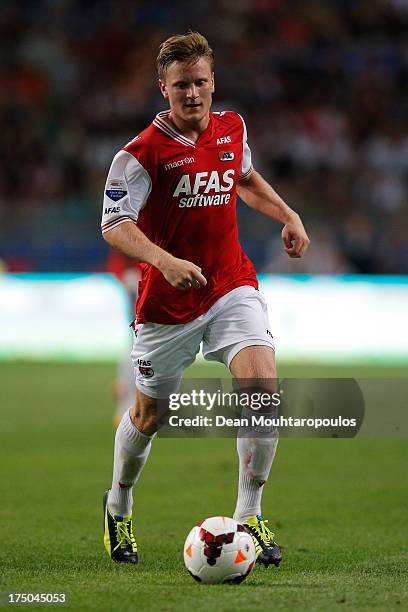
(157, 31, 214, 79)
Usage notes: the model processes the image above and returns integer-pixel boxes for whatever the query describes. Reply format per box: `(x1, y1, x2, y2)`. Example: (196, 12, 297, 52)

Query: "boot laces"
(114, 519, 136, 551)
(255, 518, 275, 545)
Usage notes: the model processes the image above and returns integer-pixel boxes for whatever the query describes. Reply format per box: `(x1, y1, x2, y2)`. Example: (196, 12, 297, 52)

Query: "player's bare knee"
(130, 394, 158, 435)
(245, 359, 277, 380)
(131, 408, 158, 435)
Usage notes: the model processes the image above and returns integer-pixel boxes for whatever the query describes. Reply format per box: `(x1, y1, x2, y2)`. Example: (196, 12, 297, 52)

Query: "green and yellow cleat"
(103, 491, 138, 564)
(244, 515, 282, 567)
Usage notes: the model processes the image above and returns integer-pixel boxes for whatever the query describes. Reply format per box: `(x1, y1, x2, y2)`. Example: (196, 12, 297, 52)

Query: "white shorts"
(131, 285, 275, 398)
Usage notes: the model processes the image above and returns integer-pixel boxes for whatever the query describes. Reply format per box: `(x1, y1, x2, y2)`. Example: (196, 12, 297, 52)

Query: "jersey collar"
(153, 110, 212, 148)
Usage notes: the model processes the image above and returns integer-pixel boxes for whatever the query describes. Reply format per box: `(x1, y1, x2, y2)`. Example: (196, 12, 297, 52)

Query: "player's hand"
(281, 214, 310, 258)
(160, 255, 207, 290)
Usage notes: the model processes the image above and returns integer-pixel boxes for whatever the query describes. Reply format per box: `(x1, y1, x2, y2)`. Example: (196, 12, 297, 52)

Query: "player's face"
(159, 57, 215, 127)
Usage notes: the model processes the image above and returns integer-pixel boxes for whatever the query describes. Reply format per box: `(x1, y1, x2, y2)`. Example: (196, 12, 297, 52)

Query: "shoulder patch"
(106, 179, 127, 202)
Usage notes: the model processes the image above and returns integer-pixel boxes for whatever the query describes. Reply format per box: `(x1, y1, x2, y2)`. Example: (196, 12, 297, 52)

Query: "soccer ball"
(183, 516, 256, 584)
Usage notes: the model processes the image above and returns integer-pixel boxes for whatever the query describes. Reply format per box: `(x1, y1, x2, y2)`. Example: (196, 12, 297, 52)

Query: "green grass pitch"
(0, 361, 407, 611)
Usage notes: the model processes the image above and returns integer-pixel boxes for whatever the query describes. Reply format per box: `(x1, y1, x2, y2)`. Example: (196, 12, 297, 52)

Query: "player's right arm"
(104, 222, 206, 289)
(101, 150, 206, 290)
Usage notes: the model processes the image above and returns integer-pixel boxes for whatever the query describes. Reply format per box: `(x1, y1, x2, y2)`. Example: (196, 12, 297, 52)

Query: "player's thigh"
(202, 286, 275, 373)
(131, 319, 204, 399)
(229, 345, 276, 379)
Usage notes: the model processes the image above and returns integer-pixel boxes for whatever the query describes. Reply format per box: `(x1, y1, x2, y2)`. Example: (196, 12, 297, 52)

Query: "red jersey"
(101, 110, 258, 324)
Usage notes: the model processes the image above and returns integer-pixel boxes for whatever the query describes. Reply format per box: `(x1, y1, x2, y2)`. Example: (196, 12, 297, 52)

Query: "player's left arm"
(237, 169, 310, 258)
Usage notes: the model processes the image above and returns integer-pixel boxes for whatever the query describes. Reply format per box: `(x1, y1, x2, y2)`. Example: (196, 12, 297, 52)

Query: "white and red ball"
(183, 516, 256, 584)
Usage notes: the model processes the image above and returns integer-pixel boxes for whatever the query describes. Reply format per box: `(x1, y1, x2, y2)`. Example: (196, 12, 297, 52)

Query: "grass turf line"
(0, 362, 406, 611)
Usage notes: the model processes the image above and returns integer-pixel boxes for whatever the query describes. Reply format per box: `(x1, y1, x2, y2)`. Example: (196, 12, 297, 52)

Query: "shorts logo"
(219, 151, 234, 161)
(138, 358, 154, 378)
(106, 179, 127, 202)
(139, 366, 154, 377)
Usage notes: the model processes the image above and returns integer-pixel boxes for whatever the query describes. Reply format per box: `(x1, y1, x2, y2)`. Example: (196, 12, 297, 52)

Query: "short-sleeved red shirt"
(101, 110, 258, 324)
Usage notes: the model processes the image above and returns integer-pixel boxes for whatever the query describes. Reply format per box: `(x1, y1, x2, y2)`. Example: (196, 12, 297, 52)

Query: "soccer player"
(101, 32, 309, 566)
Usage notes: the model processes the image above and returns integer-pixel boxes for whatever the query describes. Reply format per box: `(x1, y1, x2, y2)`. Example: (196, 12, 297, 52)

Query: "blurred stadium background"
(0, 0, 407, 364)
(1, 0, 407, 275)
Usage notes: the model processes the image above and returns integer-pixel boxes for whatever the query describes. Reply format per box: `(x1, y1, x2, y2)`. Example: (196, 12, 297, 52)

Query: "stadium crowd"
(1, 0, 407, 273)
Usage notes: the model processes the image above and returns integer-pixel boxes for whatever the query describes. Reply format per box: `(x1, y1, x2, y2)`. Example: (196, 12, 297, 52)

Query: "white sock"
(233, 435, 278, 522)
(107, 409, 154, 517)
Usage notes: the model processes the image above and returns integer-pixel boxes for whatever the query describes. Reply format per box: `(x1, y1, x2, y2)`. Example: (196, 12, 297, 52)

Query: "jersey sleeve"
(101, 150, 152, 234)
(238, 114, 253, 181)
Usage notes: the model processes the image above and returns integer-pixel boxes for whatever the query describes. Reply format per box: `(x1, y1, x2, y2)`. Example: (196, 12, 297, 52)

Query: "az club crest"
(139, 366, 154, 377)
(219, 151, 234, 161)
(137, 359, 154, 378)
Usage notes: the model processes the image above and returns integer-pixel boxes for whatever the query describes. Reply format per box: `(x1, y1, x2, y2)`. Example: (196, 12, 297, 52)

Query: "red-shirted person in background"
(101, 32, 309, 566)
(106, 251, 142, 428)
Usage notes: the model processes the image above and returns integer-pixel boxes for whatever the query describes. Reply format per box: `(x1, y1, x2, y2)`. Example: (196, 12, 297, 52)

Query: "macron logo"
(217, 136, 231, 145)
(164, 157, 195, 171)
